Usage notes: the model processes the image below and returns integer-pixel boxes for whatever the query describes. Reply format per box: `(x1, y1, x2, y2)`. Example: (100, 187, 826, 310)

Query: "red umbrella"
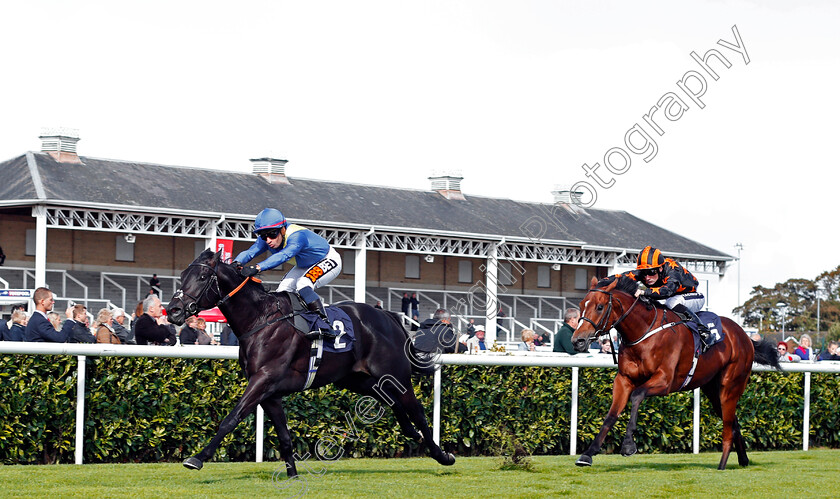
(198, 307, 227, 323)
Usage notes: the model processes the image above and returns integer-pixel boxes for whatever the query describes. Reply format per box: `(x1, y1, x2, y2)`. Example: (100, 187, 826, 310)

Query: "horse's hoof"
(440, 452, 455, 466)
(620, 441, 637, 457)
(183, 457, 204, 470)
(575, 455, 592, 467)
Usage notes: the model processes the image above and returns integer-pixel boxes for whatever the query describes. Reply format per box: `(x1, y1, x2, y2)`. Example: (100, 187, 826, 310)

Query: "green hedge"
(1, 355, 838, 464)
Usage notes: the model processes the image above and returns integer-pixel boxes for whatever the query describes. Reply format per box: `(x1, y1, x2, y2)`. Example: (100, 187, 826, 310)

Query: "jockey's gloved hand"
(241, 265, 260, 277)
(231, 261, 243, 271)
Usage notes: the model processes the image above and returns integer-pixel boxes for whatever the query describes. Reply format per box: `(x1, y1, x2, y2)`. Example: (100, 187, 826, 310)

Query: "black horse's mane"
(595, 273, 640, 296)
(200, 250, 290, 312)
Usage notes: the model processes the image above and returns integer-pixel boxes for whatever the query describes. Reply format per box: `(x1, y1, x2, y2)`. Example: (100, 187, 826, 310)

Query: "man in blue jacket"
(1, 309, 27, 341)
(234, 208, 343, 339)
(24, 287, 75, 342)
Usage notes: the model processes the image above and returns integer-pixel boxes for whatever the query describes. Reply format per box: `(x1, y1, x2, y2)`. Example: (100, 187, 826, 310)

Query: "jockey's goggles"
(640, 268, 659, 277)
(258, 228, 281, 241)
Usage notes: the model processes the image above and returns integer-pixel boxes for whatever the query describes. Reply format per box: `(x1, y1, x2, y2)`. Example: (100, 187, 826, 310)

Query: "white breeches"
(659, 292, 705, 312)
(276, 247, 343, 293)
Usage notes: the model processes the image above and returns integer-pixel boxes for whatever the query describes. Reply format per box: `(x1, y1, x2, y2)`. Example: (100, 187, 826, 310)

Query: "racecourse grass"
(1, 449, 837, 498)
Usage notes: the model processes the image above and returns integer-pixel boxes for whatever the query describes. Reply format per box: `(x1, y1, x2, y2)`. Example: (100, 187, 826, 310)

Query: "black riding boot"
(305, 299, 337, 340)
(672, 304, 711, 353)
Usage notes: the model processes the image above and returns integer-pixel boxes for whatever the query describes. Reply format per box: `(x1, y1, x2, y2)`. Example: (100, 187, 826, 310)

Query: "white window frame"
(116, 235, 135, 262)
(537, 265, 551, 288)
(343, 250, 356, 275)
(405, 255, 420, 279)
(458, 260, 472, 283)
(575, 268, 588, 290)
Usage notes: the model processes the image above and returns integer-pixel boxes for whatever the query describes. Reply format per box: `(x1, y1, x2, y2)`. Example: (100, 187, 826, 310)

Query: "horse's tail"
(752, 338, 782, 370)
(383, 310, 437, 377)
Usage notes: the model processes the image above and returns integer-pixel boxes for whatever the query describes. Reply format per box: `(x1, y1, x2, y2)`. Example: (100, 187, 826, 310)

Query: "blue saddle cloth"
(299, 306, 355, 353)
(684, 311, 724, 352)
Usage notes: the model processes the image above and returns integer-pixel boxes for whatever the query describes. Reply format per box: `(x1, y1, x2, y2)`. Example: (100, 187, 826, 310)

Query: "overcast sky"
(1, 1, 838, 314)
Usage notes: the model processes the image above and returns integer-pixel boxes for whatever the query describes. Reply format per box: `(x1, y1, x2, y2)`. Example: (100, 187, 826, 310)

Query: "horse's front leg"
(621, 372, 673, 457)
(576, 374, 634, 467)
(261, 394, 310, 478)
(184, 373, 276, 470)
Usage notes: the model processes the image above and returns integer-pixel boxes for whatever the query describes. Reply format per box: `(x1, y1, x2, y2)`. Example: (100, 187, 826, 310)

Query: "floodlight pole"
(734, 243, 743, 322)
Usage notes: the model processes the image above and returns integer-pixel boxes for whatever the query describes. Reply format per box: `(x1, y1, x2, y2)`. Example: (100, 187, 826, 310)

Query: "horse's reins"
(175, 263, 302, 342)
(579, 288, 642, 364)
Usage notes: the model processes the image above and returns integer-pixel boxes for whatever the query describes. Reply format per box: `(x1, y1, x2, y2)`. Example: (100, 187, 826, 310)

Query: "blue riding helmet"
(253, 208, 287, 234)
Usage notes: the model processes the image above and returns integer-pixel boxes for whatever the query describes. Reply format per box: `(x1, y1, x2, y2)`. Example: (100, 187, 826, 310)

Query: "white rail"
(1, 343, 837, 464)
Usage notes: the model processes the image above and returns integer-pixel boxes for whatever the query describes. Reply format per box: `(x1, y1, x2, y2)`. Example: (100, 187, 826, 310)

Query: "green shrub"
(1, 355, 838, 464)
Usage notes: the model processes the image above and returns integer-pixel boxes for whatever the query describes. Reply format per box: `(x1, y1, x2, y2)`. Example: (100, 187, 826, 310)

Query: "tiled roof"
(0, 152, 729, 259)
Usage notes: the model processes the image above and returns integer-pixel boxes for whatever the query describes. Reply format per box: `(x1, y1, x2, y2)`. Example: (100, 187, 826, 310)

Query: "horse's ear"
(603, 278, 619, 291)
(590, 277, 598, 288)
(211, 250, 222, 267)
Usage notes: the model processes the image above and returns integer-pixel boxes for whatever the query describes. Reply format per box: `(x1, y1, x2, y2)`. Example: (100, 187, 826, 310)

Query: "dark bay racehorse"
(572, 275, 780, 470)
(165, 250, 455, 475)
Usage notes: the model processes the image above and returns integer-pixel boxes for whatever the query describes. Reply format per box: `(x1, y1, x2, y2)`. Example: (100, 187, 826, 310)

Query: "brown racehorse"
(571, 275, 780, 470)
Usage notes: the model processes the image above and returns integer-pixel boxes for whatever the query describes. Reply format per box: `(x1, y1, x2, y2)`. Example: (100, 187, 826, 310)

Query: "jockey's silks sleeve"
(632, 259, 699, 299)
(236, 226, 331, 271)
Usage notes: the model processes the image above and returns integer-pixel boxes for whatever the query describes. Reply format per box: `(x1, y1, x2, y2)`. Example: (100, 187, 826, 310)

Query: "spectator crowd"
(0, 287, 233, 346)
(6, 288, 840, 362)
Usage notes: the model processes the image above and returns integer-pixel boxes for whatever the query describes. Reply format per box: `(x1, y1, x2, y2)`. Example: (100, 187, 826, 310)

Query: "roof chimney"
(39, 127, 82, 164)
(429, 171, 465, 200)
(250, 157, 290, 184)
(551, 186, 584, 204)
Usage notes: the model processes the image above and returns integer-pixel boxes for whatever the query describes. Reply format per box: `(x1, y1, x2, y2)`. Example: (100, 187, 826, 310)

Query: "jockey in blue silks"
(233, 208, 342, 339)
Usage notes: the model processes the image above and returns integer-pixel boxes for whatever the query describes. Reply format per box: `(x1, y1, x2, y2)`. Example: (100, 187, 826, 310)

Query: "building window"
(343, 250, 356, 275)
(25, 229, 36, 256)
(458, 260, 472, 283)
(537, 265, 551, 288)
(405, 255, 420, 279)
(116, 235, 135, 262)
(575, 268, 588, 290)
(499, 262, 513, 286)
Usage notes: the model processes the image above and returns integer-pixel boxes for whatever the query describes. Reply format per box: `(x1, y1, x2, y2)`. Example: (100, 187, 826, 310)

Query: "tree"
(733, 265, 840, 335)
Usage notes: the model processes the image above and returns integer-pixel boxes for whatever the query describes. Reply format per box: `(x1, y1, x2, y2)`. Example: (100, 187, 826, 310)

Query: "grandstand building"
(0, 130, 732, 342)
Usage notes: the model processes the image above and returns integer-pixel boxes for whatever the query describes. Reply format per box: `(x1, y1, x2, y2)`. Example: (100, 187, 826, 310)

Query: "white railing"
(432, 353, 840, 455)
(100, 275, 127, 310)
(2, 343, 837, 465)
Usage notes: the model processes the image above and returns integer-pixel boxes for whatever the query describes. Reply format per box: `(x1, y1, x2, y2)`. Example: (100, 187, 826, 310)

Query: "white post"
(484, 244, 499, 342)
(803, 371, 811, 451)
(256, 405, 264, 462)
(75, 355, 86, 465)
(354, 234, 367, 303)
(34, 206, 48, 287)
(693, 388, 700, 454)
(433, 366, 441, 444)
(206, 220, 218, 256)
(570, 367, 579, 455)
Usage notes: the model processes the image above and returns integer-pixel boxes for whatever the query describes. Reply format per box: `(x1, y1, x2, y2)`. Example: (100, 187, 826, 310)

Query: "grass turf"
(0, 449, 837, 498)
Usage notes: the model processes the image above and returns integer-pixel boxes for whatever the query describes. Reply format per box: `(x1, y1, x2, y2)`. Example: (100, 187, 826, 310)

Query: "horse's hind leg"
(375, 374, 455, 466)
(715, 368, 750, 470)
(577, 374, 633, 467)
(732, 417, 749, 467)
(701, 376, 746, 467)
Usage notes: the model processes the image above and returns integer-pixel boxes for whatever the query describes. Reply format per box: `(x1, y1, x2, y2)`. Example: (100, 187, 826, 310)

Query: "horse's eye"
(596, 304, 604, 311)
(199, 274, 206, 281)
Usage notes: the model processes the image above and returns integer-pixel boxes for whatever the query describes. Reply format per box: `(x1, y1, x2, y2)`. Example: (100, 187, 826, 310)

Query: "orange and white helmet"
(637, 246, 666, 270)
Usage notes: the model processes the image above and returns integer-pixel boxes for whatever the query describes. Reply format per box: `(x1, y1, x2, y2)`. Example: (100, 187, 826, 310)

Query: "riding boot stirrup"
(673, 304, 711, 353)
(305, 299, 337, 340)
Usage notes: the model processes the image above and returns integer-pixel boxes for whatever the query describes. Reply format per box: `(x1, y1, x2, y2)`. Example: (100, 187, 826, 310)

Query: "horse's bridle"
(579, 288, 641, 345)
(171, 263, 258, 317)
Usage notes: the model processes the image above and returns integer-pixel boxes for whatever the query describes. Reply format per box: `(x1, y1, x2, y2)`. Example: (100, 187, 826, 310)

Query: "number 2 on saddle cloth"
(298, 306, 355, 353)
